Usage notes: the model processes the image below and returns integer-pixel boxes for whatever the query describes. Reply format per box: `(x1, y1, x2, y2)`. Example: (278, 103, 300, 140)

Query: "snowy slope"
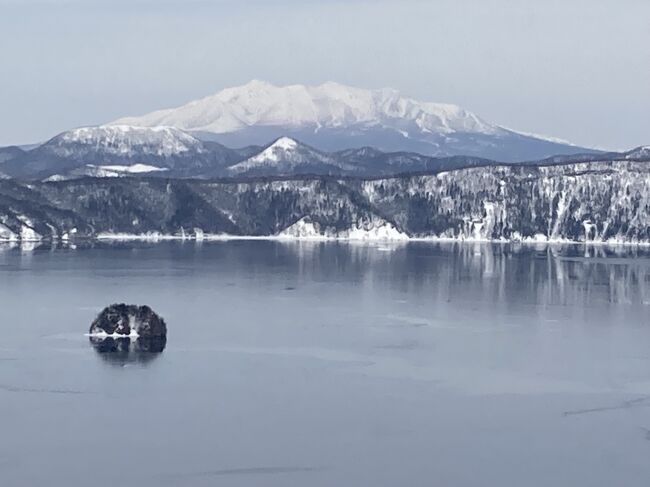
(109, 81, 596, 161)
(626, 146, 650, 160)
(227, 137, 348, 176)
(0, 146, 24, 164)
(1, 125, 246, 179)
(44, 125, 204, 158)
(113, 80, 498, 136)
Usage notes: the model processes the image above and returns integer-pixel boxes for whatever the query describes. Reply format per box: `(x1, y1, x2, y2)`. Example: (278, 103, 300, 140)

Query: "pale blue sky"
(0, 0, 648, 149)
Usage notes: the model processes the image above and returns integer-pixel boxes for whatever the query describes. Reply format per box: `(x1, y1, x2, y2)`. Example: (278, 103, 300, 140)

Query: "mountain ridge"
(0, 125, 646, 182)
(2, 158, 650, 244)
(112, 80, 499, 135)
(108, 80, 597, 161)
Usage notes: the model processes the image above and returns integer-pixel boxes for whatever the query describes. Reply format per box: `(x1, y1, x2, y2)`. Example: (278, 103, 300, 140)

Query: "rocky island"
(88, 304, 167, 365)
(89, 304, 167, 337)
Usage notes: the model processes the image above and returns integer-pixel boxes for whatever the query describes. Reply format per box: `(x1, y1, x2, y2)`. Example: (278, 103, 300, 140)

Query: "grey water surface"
(1, 240, 650, 487)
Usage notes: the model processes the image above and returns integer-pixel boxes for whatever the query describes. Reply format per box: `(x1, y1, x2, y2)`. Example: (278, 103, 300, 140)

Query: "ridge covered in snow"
(106, 80, 599, 161)
(626, 146, 650, 159)
(227, 136, 341, 175)
(45, 125, 204, 158)
(112, 80, 499, 136)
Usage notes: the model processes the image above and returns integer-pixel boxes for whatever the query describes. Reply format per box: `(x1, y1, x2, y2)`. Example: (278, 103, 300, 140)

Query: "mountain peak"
(246, 136, 314, 165)
(44, 125, 204, 158)
(108, 81, 592, 161)
(226, 135, 335, 175)
(269, 136, 299, 151)
(626, 145, 650, 160)
(111, 81, 499, 136)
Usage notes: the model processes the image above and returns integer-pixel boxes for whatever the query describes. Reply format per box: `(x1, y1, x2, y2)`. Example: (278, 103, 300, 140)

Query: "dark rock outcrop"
(89, 304, 167, 337)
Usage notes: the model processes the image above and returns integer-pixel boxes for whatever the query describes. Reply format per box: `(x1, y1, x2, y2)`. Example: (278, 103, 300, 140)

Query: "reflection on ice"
(0, 240, 82, 253)
(0, 241, 18, 252)
(19, 241, 41, 252)
(89, 336, 166, 366)
(3, 239, 650, 307)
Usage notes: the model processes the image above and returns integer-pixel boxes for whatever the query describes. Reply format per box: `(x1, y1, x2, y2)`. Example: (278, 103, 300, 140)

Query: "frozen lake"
(1, 240, 650, 486)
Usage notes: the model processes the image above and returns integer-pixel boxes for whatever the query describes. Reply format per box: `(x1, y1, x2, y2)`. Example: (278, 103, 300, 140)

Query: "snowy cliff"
(1, 159, 650, 243)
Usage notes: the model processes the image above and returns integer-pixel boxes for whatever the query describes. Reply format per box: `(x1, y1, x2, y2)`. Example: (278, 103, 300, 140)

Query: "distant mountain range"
(0, 81, 647, 183)
(109, 80, 595, 162)
(1, 125, 647, 182)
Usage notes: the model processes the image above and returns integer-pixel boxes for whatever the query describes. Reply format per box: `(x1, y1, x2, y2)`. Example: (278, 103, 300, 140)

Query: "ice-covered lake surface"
(1, 240, 650, 487)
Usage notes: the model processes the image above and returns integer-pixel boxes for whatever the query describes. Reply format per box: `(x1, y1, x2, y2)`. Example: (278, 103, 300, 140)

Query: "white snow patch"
(277, 217, 409, 241)
(278, 218, 324, 239)
(345, 221, 409, 241)
(502, 127, 576, 146)
(245, 137, 299, 164)
(90, 163, 169, 174)
(272, 136, 299, 151)
(15, 216, 42, 241)
(20, 226, 42, 242)
(86, 329, 139, 338)
(43, 174, 66, 182)
(583, 220, 597, 242)
(0, 223, 18, 241)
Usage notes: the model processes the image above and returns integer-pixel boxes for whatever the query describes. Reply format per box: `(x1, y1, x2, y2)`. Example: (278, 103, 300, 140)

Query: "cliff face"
(357, 161, 650, 242)
(1, 160, 649, 243)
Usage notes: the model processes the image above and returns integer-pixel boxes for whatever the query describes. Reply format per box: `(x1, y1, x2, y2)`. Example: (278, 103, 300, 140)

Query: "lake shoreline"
(4, 232, 650, 248)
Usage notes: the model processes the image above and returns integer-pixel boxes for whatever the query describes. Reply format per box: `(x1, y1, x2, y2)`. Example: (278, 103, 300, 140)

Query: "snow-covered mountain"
(44, 125, 204, 158)
(1, 125, 250, 179)
(0, 146, 24, 164)
(626, 146, 650, 160)
(110, 80, 595, 161)
(113, 80, 496, 135)
(227, 137, 350, 176)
